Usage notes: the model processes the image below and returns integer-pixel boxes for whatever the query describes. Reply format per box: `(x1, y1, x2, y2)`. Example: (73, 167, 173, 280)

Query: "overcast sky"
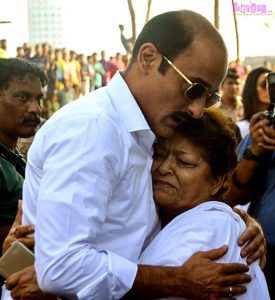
(1, 0, 275, 61)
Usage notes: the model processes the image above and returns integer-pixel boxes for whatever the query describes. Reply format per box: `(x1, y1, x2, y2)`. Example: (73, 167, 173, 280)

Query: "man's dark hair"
(130, 10, 226, 74)
(0, 58, 48, 92)
(222, 70, 240, 83)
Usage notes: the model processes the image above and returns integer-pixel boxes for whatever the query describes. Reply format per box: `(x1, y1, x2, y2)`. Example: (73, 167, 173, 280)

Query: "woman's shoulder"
(172, 201, 244, 229)
(139, 201, 245, 266)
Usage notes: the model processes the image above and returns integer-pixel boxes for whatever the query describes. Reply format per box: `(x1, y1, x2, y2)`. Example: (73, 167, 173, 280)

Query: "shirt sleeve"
(26, 116, 137, 299)
(237, 134, 252, 158)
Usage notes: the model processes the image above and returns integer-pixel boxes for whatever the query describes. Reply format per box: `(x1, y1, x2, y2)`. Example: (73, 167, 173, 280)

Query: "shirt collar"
(0, 141, 26, 177)
(106, 72, 154, 136)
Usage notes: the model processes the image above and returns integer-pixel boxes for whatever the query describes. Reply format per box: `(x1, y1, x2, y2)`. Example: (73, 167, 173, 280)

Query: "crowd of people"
(1, 39, 131, 119)
(219, 65, 275, 298)
(0, 8, 275, 300)
(207, 55, 275, 300)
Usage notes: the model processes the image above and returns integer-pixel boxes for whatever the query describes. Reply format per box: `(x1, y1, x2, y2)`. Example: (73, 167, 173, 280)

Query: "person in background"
(237, 67, 271, 138)
(57, 78, 76, 107)
(217, 70, 243, 121)
(0, 39, 7, 58)
(69, 50, 82, 98)
(78, 53, 91, 95)
(47, 90, 60, 118)
(24, 46, 32, 61)
(60, 48, 73, 89)
(16, 47, 25, 59)
(86, 55, 95, 92)
(54, 49, 65, 90)
(0, 58, 47, 298)
(100, 50, 118, 86)
(4, 10, 266, 300)
(91, 52, 105, 90)
(30, 44, 47, 72)
(0, 58, 47, 247)
(114, 52, 125, 71)
(109, 56, 119, 79)
(225, 110, 275, 299)
(41, 42, 50, 61)
(45, 50, 58, 99)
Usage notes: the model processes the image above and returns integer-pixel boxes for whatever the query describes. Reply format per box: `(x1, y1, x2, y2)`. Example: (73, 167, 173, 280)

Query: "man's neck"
(0, 134, 18, 150)
(159, 209, 178, 228)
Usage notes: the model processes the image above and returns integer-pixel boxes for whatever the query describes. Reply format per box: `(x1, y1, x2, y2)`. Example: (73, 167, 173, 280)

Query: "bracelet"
(231, 171, 250, 190)
(242, 147, 271, 163)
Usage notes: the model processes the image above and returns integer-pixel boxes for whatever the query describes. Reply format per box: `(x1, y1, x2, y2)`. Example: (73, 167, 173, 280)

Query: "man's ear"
(137, 43, 160, 74)
(210, 174, 226, 197)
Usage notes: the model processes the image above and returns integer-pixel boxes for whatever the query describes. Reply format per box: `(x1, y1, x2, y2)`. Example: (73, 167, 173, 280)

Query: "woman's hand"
(249, 111, 275, 154)
(233, 207, 266, 269)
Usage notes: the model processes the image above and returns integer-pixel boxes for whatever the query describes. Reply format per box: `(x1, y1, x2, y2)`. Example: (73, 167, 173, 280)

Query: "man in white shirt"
(5, 10, 263, 300)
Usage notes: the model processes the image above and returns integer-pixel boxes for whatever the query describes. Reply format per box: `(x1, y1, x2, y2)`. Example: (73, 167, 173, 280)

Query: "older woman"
(139, 108, 270, 299)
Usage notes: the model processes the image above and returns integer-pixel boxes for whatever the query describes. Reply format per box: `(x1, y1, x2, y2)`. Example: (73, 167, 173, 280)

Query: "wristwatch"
(242, 147, 270, 162)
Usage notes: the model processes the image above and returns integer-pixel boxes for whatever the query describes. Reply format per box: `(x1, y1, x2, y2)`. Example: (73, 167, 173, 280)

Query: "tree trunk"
(127, 0, 136, 43)
(214, 0, 219, 30)
(145, 0, 153, 24)
(231, 0, 240, 61)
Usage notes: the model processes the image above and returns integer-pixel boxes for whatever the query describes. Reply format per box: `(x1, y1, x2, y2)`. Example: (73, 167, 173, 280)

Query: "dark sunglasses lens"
(205, 94, 221, 107)
(185, 83, 207, 100)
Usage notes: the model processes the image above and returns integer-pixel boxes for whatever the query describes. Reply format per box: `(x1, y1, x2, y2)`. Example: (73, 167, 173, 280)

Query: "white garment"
(1, 286, 12, 300)
(139, 201, 270, 300)
(235, 119, 250, 212)
(22, 72, 160, 300)
(237, 119, 250, 139)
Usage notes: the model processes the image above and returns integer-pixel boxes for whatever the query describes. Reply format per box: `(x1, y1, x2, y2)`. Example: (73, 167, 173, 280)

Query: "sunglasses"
(163, 56, 221, 107)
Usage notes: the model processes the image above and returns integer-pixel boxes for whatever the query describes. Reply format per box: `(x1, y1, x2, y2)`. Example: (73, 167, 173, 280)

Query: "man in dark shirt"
(0, 58, 48, 247)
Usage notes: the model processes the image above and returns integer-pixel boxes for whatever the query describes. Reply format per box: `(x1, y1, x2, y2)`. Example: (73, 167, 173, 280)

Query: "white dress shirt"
(139, 201, 270, 300)
(22, 72, 160, 299)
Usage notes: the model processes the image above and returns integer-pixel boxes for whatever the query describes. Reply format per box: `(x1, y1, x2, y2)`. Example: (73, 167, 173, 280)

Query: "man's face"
(221, 77, 241, 101)
(0, 74, 43, 142)
(139, 36, 227, 138)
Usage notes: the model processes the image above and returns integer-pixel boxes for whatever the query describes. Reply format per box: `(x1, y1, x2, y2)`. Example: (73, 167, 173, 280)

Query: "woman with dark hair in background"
(237, 67, 271, 138)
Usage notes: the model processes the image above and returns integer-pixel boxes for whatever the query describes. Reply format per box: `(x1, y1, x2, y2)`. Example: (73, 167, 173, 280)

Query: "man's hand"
(2, 200, 34, 254)
(125, 246, 250, 299)
(5, 265, 56, 300)
(180, 246, 250, 299)
(233, 207, 266, 269)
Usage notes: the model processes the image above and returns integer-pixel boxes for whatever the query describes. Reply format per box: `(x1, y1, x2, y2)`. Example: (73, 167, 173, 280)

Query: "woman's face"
(151, 134, 223, 215)
(256, 73, 270, 104)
